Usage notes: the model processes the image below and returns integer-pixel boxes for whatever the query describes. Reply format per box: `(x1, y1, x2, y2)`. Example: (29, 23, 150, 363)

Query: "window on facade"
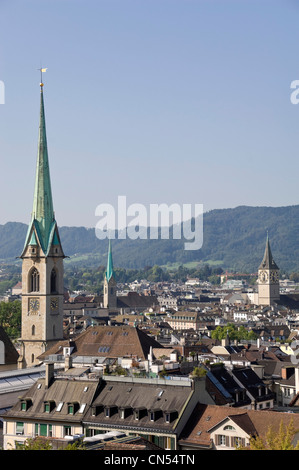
(30, 268, 40, 292)
(64, 426, 72, 436)
(50, 269, 57, 293)
(32, 325, 35, 336)
(16, 422, 24, 435)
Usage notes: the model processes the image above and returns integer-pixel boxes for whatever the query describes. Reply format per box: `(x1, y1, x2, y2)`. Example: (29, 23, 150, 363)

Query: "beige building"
(167, 311, 201, 330)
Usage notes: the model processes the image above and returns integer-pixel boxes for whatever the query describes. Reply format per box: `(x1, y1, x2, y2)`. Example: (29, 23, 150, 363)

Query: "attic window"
(79, 403, 86, 413)
(20, 399, 32, 411)
(56, 402, 63, 412)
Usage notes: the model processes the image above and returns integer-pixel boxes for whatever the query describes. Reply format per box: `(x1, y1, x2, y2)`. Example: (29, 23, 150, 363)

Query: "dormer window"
(91, 404, 103, 416)
(20, 398, 32, 411)
(44, 400, 55, 413)
(164, 410, 177, 423)
(67, 402, 79, 415)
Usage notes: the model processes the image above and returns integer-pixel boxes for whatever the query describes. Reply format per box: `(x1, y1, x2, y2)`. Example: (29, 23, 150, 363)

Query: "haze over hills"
(1, 205, 299, 273)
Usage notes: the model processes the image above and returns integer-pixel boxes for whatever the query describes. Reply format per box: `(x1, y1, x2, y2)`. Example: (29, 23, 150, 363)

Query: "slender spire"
(31, 80, 55, 250)
(259, 233, 279, 270)
(105, 239, 115, 282)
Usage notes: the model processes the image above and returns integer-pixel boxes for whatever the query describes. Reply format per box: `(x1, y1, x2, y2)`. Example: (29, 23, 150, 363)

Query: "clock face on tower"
(269, 271, 279, 282)
(259, 271, 268, 283)
(50, 297, 59, 311)
(29, 298, 40, 315)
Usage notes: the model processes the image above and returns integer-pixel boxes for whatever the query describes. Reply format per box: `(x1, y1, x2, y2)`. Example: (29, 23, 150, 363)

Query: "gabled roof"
(179, 403, 299, 449)
(4, 373, 99, 424)
(39, 325, 164, 361)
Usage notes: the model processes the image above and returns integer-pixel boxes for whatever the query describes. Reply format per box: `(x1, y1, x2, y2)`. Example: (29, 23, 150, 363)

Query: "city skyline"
(1, 0, 299, 228)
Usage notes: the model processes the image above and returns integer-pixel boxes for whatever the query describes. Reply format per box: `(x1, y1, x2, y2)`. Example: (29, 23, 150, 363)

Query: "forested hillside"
(1, 205, 298, 272)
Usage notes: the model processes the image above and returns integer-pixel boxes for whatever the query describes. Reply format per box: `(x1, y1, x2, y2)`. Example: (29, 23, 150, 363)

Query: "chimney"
(45, 362, 54, 389)
(65, 354, 73, 371)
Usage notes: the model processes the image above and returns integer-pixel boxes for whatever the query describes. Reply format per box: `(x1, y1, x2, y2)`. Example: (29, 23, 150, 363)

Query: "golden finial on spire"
(38, 67, 48, 88)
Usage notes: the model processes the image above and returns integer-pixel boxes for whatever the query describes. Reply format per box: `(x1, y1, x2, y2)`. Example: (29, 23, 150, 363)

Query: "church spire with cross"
(21, 70, 63, 257)
(103, 239, 117, 309)
(19, 71, 65, 368)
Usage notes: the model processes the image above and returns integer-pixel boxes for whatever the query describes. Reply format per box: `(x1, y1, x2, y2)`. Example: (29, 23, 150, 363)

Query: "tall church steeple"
(258, 233, 279, 271)
(258, 233, 280, 306)
(19, 78, 65, 368)
(105, 239, 114, 282)
(21, 81, 63, 258)
(103, 240, 117, 309)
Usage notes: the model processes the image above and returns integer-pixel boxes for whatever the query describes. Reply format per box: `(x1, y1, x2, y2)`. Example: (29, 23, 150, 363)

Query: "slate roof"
(83, 377, 193, 432)
(4, 372, 99, 424)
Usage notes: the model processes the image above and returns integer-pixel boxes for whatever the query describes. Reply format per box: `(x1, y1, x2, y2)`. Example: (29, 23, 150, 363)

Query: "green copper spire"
(105, 239, 114, 282)
(22, 80, 62, 257)
(31, 84, 55, 248)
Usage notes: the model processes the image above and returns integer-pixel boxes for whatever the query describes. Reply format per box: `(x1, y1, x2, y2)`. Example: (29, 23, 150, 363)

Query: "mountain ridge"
(1, 205, 299, 272)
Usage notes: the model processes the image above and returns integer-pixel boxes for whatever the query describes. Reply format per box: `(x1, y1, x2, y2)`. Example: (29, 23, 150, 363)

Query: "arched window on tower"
(32, 325, 35, 336)
(51, 269, 57, 293)
(30, 268, 40, 292)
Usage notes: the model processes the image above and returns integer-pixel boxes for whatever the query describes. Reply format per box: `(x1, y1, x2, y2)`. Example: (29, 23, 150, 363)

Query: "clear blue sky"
(0, 0, 299, 228)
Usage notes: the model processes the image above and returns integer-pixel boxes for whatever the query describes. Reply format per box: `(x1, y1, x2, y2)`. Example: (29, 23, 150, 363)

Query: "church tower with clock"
(19, 79, 65, 368)
(258, 234, 280, 306)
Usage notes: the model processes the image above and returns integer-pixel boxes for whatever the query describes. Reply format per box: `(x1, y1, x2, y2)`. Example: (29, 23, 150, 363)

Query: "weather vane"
(38, 67, 48, 87)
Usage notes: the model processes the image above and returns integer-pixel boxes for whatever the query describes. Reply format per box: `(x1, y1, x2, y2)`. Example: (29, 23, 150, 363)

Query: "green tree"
(0, 300, 21, 339)
(245, 419, 299, 450)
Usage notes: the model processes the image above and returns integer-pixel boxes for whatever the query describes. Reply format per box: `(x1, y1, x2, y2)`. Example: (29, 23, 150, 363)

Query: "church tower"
(258, 234, 280, 306)
(103, 240, 117, 309)
(19, 78, 65, 368)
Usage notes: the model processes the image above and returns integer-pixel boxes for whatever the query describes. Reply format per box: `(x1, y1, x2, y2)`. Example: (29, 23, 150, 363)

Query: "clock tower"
(258, 234, 280, 306)
(19, 79, 65, 368)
